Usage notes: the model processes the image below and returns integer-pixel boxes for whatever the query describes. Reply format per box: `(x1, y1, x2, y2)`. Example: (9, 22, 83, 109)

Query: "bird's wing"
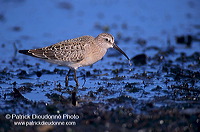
(19, 36, 94, 63)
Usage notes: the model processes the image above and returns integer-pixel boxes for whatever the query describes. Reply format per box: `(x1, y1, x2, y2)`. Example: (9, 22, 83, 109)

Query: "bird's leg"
(73, 69, 79, 87)
(71, 91, 77, 106)
(65, 69, 71, 87)
(82, 74, 86, 87)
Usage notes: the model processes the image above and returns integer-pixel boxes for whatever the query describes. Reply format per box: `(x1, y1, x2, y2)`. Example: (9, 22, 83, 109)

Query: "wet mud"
(0, 0, 200, 131)
(1, 33, 200, 131)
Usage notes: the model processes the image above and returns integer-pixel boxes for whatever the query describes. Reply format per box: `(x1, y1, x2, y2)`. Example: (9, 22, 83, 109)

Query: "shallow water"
(0, 0, 200, 131)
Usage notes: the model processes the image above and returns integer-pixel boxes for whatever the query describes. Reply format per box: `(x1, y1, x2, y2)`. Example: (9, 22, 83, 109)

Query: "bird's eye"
(105, 38, 110, 42)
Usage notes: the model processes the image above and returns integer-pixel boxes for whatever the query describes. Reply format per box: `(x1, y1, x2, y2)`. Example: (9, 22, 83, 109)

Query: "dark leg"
(82, 74, 86, 87)
(65, 69, 71, 87)
(73, 69, 79, 87)
(71, 91, 76, 106)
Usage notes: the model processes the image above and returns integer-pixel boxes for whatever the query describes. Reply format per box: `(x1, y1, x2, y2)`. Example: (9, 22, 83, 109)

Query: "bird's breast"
(80, 48, 107, 67)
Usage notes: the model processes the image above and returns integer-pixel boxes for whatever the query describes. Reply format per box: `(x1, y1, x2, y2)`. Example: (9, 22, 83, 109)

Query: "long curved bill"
(113, 43, 130, 60)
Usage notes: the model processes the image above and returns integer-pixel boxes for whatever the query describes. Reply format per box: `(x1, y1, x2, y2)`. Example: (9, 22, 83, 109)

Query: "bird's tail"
(18, 49, 49, 59)
(18, 50, 33, 56)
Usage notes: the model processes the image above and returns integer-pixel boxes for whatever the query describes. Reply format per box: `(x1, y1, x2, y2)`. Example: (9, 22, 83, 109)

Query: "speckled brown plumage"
(19, 33, 129, 87)
(19, 36, 94, 66)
